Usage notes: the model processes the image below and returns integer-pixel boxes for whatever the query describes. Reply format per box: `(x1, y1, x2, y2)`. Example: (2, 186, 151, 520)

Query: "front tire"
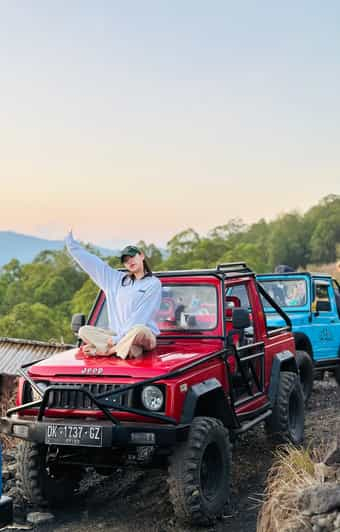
(296, 350, 313, 404)
(168, 417, 231, 525)
(266, 371, 304, 445)
(16, 441, 81, 506)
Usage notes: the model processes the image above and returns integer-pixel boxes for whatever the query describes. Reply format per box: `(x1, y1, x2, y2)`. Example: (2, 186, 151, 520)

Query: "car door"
(311, 279, 340, 360)
(226, 280, 267, 407)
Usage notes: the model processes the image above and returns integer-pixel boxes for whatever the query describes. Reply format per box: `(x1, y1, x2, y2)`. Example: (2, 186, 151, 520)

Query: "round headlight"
(141, 386, 164, 412)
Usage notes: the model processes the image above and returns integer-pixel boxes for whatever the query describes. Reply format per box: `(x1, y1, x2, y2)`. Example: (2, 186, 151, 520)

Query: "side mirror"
(232, 308, 250, 330)
(71, 313, 86, 335)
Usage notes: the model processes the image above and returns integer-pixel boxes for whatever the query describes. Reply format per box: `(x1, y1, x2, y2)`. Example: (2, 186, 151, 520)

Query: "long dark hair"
(143, 255, 152, 275)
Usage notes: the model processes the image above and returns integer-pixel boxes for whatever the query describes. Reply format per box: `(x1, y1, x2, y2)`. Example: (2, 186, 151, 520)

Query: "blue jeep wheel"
(296, 350, 314, 404)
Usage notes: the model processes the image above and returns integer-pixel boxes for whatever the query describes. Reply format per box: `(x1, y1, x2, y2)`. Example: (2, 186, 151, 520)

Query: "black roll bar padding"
(18, 367, 45, 398)
(232, 349, 253, 396)
(239, 348, 264, 391)
(217, 262, 253, 274)
(229, 342, 265, 399)
(256, 282, 292, 329)
(225, 344, 237, 405)
(7, 399, 42, 417)
(20, 358, 48, 370)
(37, 385, 178, 425)
(93, 400, 178, 424)
(93, 348, 228, 401)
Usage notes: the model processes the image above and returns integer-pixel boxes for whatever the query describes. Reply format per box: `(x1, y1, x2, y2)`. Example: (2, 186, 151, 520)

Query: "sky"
(1, 1, 339, 248)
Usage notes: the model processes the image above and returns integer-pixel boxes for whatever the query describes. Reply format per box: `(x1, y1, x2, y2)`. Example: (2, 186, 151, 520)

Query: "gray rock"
(335, 513, 340, 528)
(26, 512, 55, 525)
(299, 485, 340, 516)
(314, 513, 335, 527)
(324, 438, 340, 466)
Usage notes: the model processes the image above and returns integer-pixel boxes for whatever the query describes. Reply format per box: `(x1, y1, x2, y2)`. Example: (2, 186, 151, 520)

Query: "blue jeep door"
(311, 279, 340, 360)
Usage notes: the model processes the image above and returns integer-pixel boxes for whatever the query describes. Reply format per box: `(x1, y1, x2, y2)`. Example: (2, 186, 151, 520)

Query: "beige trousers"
(78, 325, 157, 359)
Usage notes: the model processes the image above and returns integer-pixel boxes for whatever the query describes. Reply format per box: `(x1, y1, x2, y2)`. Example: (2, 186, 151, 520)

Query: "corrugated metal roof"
(0, 337, 75, 376)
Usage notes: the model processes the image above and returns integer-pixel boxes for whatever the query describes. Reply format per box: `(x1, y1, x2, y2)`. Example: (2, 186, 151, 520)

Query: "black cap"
(120, 245, 141, 263)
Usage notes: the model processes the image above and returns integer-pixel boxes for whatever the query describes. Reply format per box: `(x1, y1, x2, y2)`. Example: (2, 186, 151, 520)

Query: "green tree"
(310, 217, 339, 263)
(71, 279, 99, 316)
(304, 194, 340, 263)
(0, 302, 62, 342)
(268, 213, 310, 269)
(34, 275, 69, 307)
(219, 242, 269, 272)
(165, 228, 200, 269)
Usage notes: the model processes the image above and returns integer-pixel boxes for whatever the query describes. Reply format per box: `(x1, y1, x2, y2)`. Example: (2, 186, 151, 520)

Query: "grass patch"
(257, 446, 318, 532)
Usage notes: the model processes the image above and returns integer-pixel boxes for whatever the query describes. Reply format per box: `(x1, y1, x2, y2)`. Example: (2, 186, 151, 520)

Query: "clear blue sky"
(1, 1, 339, 247)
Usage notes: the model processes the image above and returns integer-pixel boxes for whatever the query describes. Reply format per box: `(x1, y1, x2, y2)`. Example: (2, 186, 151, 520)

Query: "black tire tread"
(296, 350, 313, 404)
(16, 441, 46, 505)
(16, 440, 80, 506)
(168, 416, 231, 525)
(266, 371, 304, 444)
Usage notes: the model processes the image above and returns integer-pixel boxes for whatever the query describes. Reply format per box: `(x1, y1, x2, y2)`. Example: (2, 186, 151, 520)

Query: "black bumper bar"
(0, 416, 189, 448)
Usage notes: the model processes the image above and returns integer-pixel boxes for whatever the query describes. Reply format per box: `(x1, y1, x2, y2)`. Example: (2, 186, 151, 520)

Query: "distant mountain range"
(0, 231, 119, 268)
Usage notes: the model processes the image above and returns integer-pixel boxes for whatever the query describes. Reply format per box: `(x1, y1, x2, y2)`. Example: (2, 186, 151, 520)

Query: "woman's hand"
(106, 336, 117, 355)
(107, 337, 115, 347)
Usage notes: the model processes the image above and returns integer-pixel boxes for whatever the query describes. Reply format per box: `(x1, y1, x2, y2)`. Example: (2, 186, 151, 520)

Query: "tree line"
(0, 194, 339, 343)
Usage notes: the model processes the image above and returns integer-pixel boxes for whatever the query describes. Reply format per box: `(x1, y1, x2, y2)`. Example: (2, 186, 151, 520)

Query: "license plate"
(45, 423, 103, 447)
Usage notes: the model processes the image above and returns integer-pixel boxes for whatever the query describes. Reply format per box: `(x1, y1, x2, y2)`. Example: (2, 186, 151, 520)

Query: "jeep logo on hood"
(81, 367, 104, 375)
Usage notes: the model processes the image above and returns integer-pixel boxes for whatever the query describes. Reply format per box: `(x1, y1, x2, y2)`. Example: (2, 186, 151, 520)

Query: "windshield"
(94, 283, 218, 332)
(259, 279, 307, 308)
(157, 284, 218, 331)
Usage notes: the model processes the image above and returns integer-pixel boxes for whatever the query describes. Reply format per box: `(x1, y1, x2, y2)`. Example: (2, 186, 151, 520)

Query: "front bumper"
(0, 416, 189, 448)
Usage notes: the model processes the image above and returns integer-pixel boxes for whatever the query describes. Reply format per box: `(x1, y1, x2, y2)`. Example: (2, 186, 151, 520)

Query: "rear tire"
(266, 371, 304, 445)
(296, 350, 313, 404)
(168, 416, 231, 525)
(16, 441, 81, 506)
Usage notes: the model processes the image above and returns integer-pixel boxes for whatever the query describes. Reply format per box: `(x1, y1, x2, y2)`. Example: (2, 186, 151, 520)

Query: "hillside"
(0, 231, 118, 267)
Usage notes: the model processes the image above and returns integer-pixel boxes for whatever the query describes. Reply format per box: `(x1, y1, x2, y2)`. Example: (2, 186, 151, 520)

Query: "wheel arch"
(268, 350, 298, 406)
(293, 332, 314, 360)
(180, 378, 234, 427)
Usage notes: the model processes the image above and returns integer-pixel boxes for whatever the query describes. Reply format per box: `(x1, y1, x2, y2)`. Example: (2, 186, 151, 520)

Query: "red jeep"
(0, 263, 304, 525)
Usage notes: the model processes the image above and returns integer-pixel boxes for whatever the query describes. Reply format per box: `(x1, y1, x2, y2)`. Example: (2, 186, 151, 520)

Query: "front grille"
(47, 383, 131, 410)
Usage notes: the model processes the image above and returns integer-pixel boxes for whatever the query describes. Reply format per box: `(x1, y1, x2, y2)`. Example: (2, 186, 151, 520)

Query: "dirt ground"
(4, 374, 340, 532)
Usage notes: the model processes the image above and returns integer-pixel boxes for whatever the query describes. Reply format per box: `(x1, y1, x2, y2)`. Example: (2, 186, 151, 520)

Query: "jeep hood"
(28, 343, 221, 379)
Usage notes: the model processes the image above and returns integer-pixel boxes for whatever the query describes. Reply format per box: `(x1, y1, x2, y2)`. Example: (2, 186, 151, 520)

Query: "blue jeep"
(256, 272, 340, 401)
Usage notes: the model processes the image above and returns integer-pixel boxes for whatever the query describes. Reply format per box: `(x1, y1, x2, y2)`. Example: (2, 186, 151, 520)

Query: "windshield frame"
(88, 276, 224, 340)
(158, 282, 219, 334)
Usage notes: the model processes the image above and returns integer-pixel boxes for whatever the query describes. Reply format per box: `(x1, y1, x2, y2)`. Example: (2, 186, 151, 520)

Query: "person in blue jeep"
(65, 231, 162, 359)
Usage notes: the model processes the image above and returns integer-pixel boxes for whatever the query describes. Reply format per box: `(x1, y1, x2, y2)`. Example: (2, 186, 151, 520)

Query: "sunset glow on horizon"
(1, 1, 339, 249)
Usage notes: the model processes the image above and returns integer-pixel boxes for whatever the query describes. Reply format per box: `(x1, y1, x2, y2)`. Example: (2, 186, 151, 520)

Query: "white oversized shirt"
(65, 233, 162, 342)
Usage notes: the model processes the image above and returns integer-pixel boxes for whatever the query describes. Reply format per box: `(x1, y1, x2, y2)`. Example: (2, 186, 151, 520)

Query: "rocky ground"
(2, 375, 339, 532)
